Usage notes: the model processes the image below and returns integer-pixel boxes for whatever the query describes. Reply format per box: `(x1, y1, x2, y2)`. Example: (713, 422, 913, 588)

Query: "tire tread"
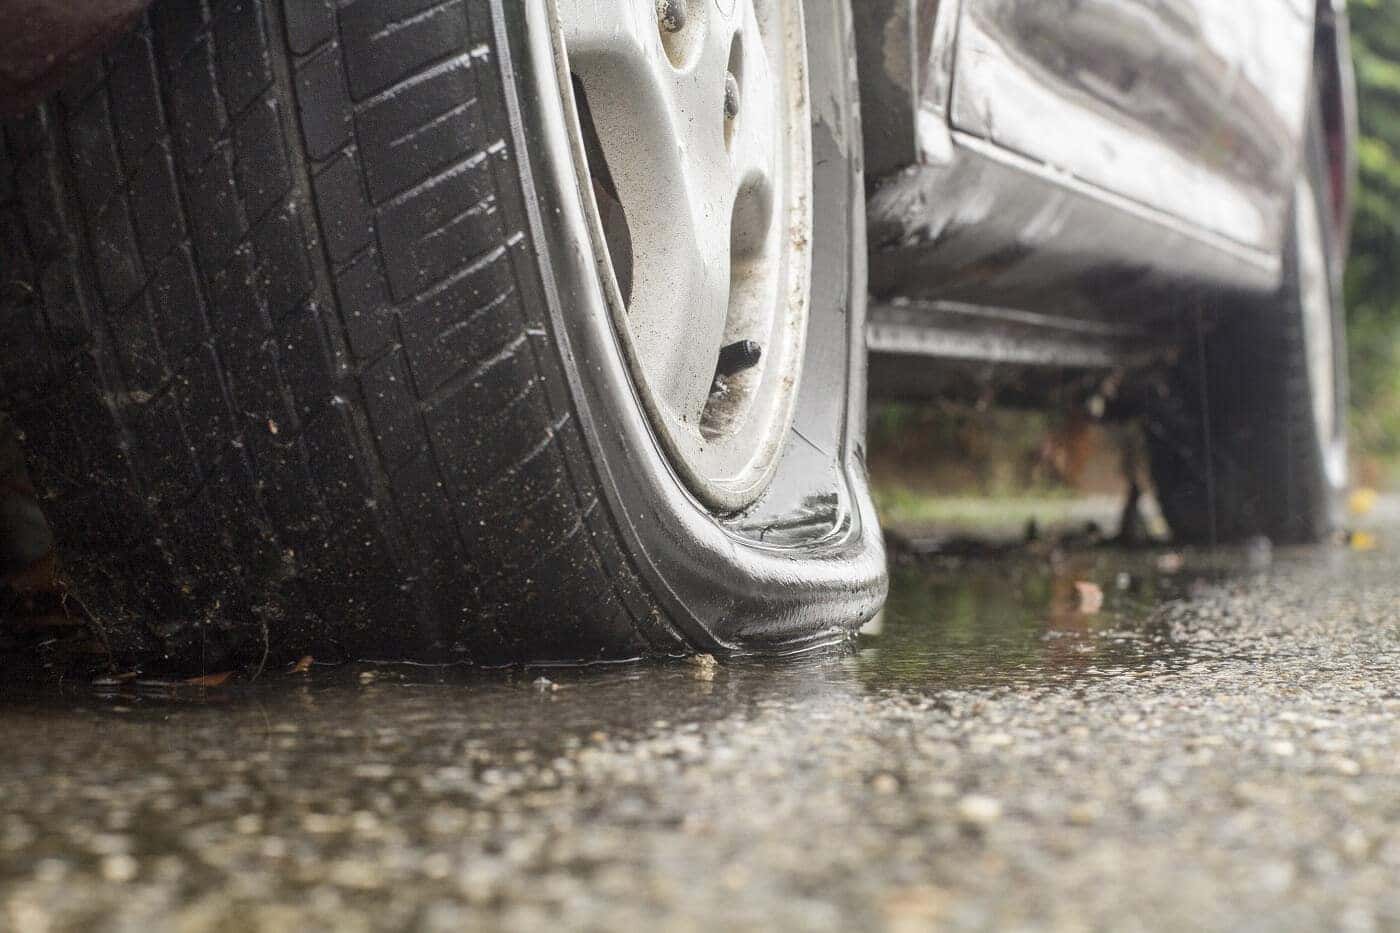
(0, 0, 682, 666)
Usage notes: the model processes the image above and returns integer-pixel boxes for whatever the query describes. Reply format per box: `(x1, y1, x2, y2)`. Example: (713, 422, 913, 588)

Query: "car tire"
(0, 0, 885, 668)
(1146, 91, 1348, 545)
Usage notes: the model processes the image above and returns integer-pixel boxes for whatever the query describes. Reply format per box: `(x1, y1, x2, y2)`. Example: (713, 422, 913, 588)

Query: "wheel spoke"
(726, 4, 781, 210)
(556, 0, 659, 67)
(626, 180, 733, 425)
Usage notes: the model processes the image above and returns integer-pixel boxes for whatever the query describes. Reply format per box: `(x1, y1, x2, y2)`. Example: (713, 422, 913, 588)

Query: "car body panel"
(857, 0, 1356, 393)
(950, 0, 1314, 255)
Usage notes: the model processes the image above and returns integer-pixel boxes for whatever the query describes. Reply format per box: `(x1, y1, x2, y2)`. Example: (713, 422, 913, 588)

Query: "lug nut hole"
(724, 33, 744, 147)
(658, 0, 703, 68)
(657, 0, 686, 33)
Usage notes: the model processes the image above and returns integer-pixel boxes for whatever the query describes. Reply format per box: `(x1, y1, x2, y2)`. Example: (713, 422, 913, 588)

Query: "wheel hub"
(556, 0, 813, 511)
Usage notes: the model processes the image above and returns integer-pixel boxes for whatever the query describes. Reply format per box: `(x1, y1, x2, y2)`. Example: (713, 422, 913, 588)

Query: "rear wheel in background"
(0, 0, 884, 669)
(1146, 97, 1348, 545)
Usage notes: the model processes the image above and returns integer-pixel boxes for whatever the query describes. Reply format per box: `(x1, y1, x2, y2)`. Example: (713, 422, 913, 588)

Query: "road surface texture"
(1, 504, 1398, 931)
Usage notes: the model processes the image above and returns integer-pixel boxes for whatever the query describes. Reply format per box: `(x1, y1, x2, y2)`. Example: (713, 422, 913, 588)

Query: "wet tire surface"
(0, 0, 679, 668)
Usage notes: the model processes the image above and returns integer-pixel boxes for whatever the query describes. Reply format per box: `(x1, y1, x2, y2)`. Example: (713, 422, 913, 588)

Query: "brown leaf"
(185, 671, 232, 687)
(4, 550, 63, 595)
(291, 655, 314, 674)
(1074, 581, 1104, 615)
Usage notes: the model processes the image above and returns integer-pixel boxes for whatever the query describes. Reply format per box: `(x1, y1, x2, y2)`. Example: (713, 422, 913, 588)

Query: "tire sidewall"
(1294, 95, 1350, 536)
(498, 0, 887, 652)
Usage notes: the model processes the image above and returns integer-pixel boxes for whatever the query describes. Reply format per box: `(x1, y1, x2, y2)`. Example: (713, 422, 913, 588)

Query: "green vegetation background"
(1349, 0, 1400, 474)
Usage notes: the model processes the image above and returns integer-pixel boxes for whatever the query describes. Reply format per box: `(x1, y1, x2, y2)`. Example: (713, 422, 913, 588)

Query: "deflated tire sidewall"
(498, 0, 887, 652)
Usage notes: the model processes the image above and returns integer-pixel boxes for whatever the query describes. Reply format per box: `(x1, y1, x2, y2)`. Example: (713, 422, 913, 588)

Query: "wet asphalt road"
(2, 506, 1400, 931)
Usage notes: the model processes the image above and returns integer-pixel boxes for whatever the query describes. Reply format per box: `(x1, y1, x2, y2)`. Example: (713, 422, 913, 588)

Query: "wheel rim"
(1294, 175, 1348, 490)
(555, 0, 813, 511)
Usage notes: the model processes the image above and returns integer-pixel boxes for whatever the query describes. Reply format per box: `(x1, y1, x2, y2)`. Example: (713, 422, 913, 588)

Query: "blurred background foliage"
(1348, 0, 1400, 478)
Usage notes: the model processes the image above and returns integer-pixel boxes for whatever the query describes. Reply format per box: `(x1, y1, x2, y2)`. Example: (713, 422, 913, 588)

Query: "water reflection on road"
(862, 549, 1198, 691)
(1, 541, 1246, 754)
(2, 533, 1393, 930)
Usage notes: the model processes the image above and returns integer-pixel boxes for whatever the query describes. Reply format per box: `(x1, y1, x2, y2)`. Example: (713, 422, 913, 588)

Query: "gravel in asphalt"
(1, 510, 1398, 931)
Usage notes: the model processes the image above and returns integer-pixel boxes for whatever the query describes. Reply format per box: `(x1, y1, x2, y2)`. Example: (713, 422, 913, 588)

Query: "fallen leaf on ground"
(4, 550, 63, 595)
(688, 653, 718, 681)
(291, 655, 314, 674)
(92, 672, 140, 686)
(1350, 531, 1379, 553)
(1349, 487, 1378, 518)
(185, 671, 232, 687)
(1074, 581, 1104, 614)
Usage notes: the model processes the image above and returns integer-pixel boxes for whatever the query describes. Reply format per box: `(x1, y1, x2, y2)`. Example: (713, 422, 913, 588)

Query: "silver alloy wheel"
(555, 0, 813, 511)
(1294, 174, 1349, 490)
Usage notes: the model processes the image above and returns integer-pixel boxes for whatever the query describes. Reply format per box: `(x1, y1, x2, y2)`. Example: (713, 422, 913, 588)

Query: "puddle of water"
(0, 543, 1228, 752)
(859, 550, 1197, 691)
